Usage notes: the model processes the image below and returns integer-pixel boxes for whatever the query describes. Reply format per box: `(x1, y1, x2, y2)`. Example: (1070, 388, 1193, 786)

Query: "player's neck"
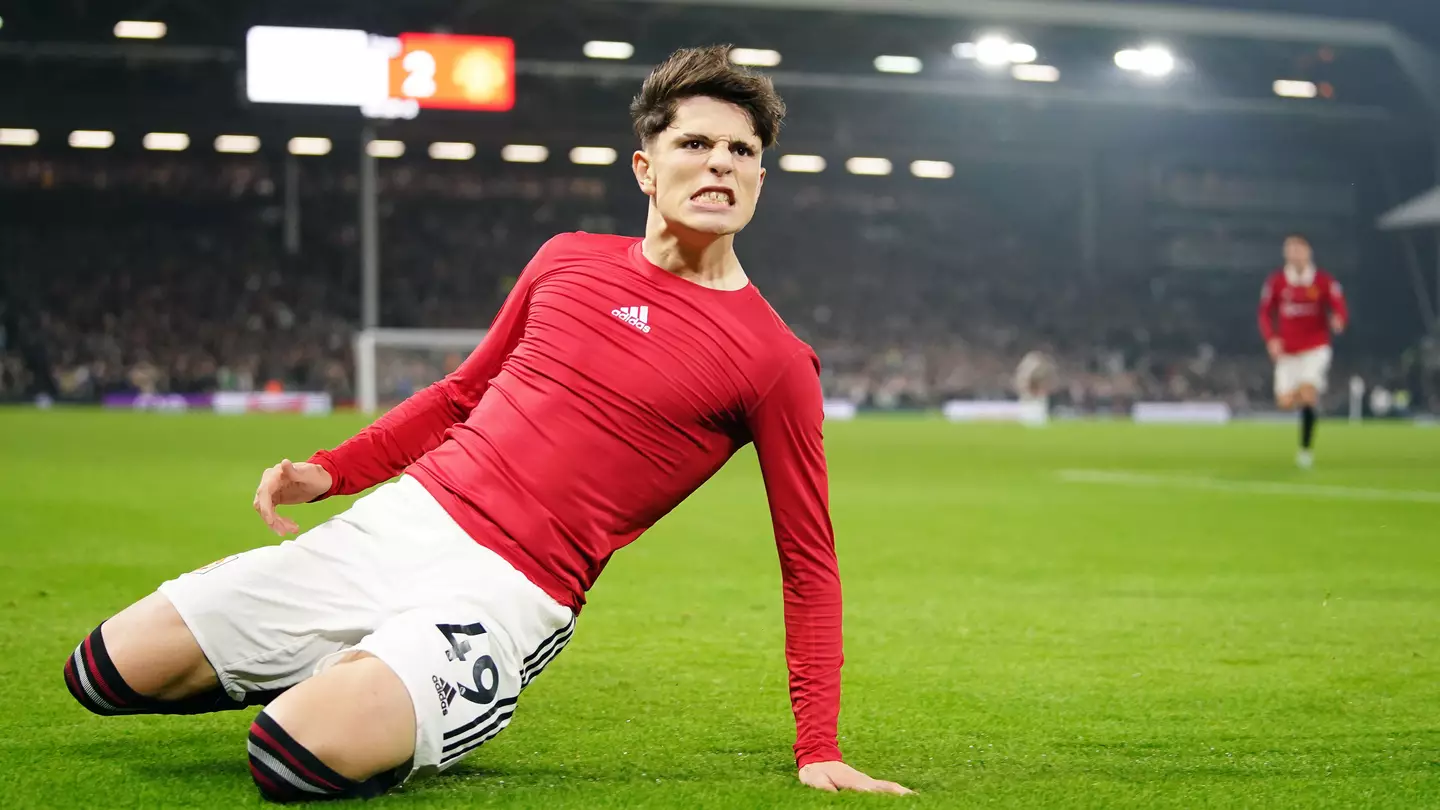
(642, 216, 748, 291)
(1285, 263, 1316, 282)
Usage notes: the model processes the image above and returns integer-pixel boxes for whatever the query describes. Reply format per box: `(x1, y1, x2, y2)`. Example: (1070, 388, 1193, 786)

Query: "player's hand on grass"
(799, 761, 913, 795)
(1266, 338, 1284, 361)
(252, 459, 332, 536)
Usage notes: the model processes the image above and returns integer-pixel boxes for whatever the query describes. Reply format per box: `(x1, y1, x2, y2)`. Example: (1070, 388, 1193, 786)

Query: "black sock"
(1300, 405, 1316, 450)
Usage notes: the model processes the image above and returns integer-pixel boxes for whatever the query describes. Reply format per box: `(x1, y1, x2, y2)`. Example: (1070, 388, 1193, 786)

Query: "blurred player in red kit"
(1258, 233, 1348, 468)
(61, 46, 912, 801)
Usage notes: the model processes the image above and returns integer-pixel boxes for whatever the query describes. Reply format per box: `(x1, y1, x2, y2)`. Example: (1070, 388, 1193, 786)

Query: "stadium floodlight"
(114, 20, 166, 39)
(215, 134, 261, 154)
(974, 36, 1012, 67)
(845, 157, 892, 176)
(1273, 79, 1319, 99)
(366, 139, 405, 158)
(953, 42, 978, 59)
(0, 128, 39, 147)
(69, 130, 114, 149)
(729, 48, 781, 67)
(910, 160, 954, 179)
(1116, 46, 1175, 77)
(1012, 64, 1061, 83)
(142, 132, 189, 151)
(501, 144, 549, 163)
(428, 141, 475, 160)
(570, 146, 618, 165)
(1138, 47, 1175, 77)
(874, 55, 922, 74)
(779, 154, 826, 173)
(288, 136, 332, 156)
(1007, 43, 1037, 64)
(583, 40, 634, 60)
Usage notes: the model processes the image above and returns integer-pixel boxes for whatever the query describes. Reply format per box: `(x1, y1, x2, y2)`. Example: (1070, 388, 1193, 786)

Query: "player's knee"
(248, 711, 350, 803)
(64, 603, 244, 717)
(100, 592, 219, 699)
(247, 705, 408, 803)
(248, 655, 413, 802)
(63, 624, 139, 716)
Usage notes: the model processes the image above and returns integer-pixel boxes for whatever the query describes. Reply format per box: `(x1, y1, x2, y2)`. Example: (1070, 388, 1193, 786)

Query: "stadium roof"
(613, 0, 1394, 44)
(607, 0, 1440, 116)
(1378, 186, 1440, 231)
(1, 0, 1436, 147)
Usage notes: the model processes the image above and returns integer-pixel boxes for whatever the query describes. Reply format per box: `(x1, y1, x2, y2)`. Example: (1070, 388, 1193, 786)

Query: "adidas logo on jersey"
(611, 305, 652, 333)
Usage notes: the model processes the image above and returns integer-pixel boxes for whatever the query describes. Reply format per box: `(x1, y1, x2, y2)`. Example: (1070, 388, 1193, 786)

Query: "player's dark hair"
(1284, 232, 1311, 245)
(630, 45, 786, 149)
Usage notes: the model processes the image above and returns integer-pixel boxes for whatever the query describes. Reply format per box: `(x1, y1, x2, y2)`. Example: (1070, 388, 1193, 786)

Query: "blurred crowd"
(2, 152, 1435, 413)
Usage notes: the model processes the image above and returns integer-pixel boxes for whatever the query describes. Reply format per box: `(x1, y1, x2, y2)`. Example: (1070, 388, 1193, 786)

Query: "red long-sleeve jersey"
(1258, 266, 1348, 354)
(309, 232, 843, 768)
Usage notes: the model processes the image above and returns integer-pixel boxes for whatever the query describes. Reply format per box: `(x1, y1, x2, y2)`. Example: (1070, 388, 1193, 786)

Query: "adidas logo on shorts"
(432, 675, 457, 716)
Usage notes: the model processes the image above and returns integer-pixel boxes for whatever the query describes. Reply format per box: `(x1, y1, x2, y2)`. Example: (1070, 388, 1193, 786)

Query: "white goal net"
(354, 328, 487, 414)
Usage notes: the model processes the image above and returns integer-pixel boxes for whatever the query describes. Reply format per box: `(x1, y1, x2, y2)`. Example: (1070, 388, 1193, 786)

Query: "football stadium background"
(2, 1, 1438, 807)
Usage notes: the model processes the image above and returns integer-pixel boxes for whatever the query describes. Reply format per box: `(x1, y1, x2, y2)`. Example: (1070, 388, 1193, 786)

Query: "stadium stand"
(1, 0, 1438, 415)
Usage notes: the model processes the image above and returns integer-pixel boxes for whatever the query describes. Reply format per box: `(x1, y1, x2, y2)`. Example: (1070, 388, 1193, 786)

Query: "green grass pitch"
(1, 409, 1437, 808)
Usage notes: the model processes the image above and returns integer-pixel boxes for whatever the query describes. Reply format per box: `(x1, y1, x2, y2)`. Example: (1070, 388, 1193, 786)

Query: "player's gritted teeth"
(690, 187, 736, 208)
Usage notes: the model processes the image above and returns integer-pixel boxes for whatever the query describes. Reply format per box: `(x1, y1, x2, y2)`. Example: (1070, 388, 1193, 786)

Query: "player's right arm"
(1258, 273, 1283, 360)
(253, 237, 562, 534)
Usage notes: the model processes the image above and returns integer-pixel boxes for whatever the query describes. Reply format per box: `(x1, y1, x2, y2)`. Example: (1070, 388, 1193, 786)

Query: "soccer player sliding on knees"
(62, 46, 911, 801)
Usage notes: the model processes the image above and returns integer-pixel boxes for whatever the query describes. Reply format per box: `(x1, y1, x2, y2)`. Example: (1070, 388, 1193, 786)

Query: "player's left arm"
(1326, 274, 1349, 335)
(747, 349, 912, 796)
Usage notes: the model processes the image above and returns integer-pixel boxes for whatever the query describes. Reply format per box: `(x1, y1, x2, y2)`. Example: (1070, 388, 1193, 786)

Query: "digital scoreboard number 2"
(389, 33, 515, 112)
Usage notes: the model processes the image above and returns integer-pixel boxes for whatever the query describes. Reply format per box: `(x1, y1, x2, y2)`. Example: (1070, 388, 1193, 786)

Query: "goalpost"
(354, 328, 488, 414)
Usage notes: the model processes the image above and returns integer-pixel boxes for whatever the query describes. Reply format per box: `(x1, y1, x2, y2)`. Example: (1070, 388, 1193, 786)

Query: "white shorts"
(158, 475, 575, 779)
(1274, 345, 1332, 397)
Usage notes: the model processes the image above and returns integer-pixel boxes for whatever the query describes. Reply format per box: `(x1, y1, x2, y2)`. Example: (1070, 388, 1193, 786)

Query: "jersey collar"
(1284, 264, 1316, 286)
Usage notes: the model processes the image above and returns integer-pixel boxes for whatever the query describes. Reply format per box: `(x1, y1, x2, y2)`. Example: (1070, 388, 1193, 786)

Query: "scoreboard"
(390, 33, 515, 112)
(246, 26, 515, 119)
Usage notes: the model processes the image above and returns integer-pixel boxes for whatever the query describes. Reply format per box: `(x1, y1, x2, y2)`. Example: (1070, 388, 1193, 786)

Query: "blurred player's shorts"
(1274, 345, 1333, 396)
(158, 476, 575, 779)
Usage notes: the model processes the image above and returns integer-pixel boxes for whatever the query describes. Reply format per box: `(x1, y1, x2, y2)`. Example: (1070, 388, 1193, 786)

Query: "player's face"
(633, 96, 766, 237)
(1284, 238, 1312, 268)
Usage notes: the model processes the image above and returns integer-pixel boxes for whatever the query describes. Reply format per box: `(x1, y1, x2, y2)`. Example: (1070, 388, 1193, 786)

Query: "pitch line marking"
(1057, 469, 1440, 505)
